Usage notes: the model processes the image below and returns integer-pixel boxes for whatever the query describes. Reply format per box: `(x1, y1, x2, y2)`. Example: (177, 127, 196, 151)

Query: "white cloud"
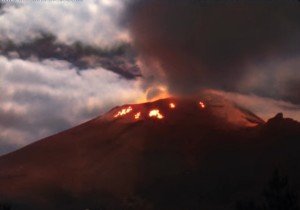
(0, 0, 130, 46)
(0, 56, 144, 154)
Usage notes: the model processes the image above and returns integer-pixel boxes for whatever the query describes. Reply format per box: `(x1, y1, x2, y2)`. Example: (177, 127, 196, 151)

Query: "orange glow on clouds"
(149, 109, 164, 119)
(114, 106, 132, 118)
(145, 86, 170, 102)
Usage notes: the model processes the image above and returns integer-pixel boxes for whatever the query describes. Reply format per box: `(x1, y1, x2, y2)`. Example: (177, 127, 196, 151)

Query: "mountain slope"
(0, 97, 299, 210)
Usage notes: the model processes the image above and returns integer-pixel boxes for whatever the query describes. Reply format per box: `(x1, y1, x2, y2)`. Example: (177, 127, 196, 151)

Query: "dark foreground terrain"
(0, 96, 299, 210)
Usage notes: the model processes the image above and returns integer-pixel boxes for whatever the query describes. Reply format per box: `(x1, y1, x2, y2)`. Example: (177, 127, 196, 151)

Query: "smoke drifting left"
(126, 0, 300, 103)
(0, 33, 140, 79)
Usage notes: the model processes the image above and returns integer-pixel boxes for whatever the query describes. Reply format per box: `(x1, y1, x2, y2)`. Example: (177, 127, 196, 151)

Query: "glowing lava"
(169, 103, 176, 109)
(114, 106, 133, 118)
(199, 101, 206, 109)
(134, 112, 141, 120)
(149, 109, 164, 119)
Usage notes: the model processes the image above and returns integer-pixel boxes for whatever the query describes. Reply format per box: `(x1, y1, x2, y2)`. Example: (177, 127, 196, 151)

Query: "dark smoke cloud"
(127, 0, 300, 103)
(0, 2, 5, 15)
(0, 33, 141, 79)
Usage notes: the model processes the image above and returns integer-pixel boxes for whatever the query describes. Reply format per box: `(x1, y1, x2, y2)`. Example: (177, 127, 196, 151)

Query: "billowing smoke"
(126, 0, 300, 103)
(0, 33, 140, 79)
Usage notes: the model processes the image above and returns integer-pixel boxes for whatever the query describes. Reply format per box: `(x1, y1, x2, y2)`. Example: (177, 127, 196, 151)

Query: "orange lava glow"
(199, 101, 206, 109)
(169, 103, 176, 109)
(114, 106, 133, 118)
(134, 112, 141, 120)
(149, 109, 164, 119)
(145, 86, 170, 102)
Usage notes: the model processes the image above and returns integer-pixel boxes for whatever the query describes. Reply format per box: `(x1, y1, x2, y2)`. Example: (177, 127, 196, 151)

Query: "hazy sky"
(0, 0, 299, 155)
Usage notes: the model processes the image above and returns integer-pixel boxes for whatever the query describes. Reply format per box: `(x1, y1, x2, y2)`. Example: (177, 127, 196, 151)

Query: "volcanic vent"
(104, 96, 264, 127)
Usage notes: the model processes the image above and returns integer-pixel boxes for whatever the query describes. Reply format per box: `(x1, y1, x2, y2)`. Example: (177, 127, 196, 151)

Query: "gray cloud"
(209, 89, 300, 122)
(127, 0, 300, 103)
(237, 56, 300, 104)
(0, 0, 130, 46)
(0, 0, 147, 155)
(0, 56, 144, 155)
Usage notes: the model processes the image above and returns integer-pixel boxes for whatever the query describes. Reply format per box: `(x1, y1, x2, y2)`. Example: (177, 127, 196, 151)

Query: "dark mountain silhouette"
(0, 96, 299, 210)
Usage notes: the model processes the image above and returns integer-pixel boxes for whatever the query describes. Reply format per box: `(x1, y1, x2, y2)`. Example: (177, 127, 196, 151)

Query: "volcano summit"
(0, 96, 299, 210)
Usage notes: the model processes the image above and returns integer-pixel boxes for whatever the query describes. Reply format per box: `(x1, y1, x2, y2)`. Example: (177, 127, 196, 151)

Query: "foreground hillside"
(0, 96, 299, 210)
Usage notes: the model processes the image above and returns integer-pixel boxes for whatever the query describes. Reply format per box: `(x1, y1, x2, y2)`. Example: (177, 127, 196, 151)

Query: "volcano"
(0, 96, 299, 210)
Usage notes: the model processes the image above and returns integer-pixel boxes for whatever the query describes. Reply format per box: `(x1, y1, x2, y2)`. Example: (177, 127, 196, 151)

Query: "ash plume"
(126, 0, 300, 103)
(0, 33, 141, 79)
